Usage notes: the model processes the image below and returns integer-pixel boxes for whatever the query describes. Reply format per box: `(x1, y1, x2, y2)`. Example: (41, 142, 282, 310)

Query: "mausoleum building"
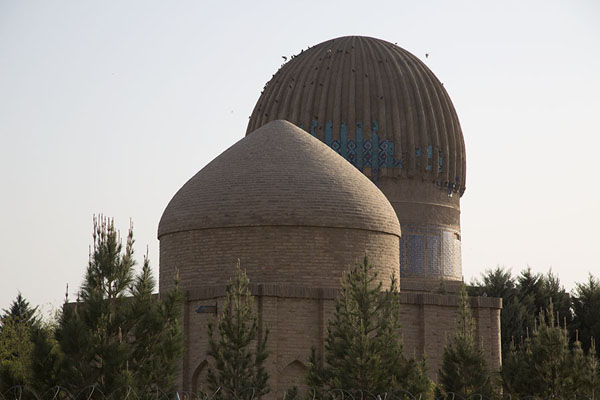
(158, 36, 501, 396)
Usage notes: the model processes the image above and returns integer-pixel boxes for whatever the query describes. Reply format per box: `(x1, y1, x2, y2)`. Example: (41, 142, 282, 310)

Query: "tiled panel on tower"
(426, 235, 441, 275)
(401, 225, 461, 280)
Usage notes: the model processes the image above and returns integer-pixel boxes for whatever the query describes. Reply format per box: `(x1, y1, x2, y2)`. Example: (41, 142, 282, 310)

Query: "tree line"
(1, 217, 599, 398)
(468, 266, 600, 397)
(0, 217, 183, 398)
(469, 266, 600, 361)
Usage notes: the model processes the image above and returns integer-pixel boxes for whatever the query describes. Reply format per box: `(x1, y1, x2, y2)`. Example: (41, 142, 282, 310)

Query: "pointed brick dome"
(159, 120, 400, 237)
(158, 120, 401, 292)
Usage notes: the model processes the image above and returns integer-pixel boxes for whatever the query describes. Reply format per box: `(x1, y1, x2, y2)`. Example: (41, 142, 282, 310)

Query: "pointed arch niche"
(192, 359, 209, 395)
(279, 360, 308, 393)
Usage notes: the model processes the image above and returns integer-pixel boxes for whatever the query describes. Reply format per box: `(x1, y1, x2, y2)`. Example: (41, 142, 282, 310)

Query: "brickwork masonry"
(181, 283, 501, 397)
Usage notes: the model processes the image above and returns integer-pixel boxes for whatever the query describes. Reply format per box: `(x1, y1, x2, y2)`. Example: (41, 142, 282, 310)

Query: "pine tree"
(1, 293, 39, 327)
(470, 267, 529, 358)
(501, 302, 599, 398)
(437, 284, 494, 398)
(572, 274, 600, 358)
(206, 261, 269, 400)
(568, 333, 600, 398)
(472, 267, 574, 361)
(501, 336, 533, 397)
(127, 255, 183, 396)
(527, 304, 571, 398)
(305, 256, 431, 397)
(54, 216, 183, 396)
(0, 313, 33, 392)
(29, 322, 61, 396)
(0, 293, 41, 395)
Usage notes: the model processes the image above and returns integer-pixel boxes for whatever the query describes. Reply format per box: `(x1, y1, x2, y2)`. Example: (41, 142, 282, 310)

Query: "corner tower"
(247, 36, 465, 290)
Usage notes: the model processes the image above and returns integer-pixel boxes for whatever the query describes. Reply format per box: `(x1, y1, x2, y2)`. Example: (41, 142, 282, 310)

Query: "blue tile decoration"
(362, 139, 373, 166)
(302, 119, 440, 181)
(325, 121, 333, 146)
(340, 122, 348, 158)
(318, 120, 404, 174)
(379, 140, 399, 168)
(355, 122, 363, 168)
(426, 145, 433, 171)
(407, 235, 425, 275)
(347, 140, 357, 166)
(331, 140, 341, 153)
(399, 237, 405, 268)
(400, 225, 461, 279)
(442, 231, 461, 277)
(371, 121, 380, 166)
(426, 235, 441, 275)
(310, 120, 318, 137)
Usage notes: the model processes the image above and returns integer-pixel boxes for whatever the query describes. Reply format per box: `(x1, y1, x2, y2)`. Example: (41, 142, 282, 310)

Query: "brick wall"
(181, 284, 502, 397)
(159, 226, 400, 294)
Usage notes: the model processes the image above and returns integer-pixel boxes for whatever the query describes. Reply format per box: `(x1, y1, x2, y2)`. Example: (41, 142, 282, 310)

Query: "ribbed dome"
(247, 36, 466, 195)
(159, 120, 400, 238)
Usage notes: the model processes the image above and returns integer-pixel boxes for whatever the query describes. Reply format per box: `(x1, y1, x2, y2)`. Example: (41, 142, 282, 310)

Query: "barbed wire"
(1, 386, 597, 400)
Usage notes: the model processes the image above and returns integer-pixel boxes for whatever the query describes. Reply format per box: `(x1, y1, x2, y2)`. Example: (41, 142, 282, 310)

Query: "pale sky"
(1, 0, 599, 315)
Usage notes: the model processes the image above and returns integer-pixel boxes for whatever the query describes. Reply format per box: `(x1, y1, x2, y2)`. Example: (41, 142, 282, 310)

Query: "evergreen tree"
(517, 268, 572, 338)
(54, 216, 183, 397)
(469, 267, 514, 299)
(470, 267, 528, 358)
(569, 334, 600, 398)
(572, 274, 600, 358)
(501, 337, 533, 397)
(437, 284, 495, 398)
(540, 270, 572, 330)
(527, 304, 571, 398)
(472, 267, 573, 360)
(127, 255, 183, 396)
(305, 256, 431, 397)
(0, 293, 41, 395)
(0, 313, 33, 392)
(1, 293, 38, 327)
(206, 261, 269, 400)
(29, 321, 61, 396)
(502, 302, 598, 398)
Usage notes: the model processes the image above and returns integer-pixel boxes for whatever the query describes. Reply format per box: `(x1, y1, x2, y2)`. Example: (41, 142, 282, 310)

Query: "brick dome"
(247, 35, 465, 195)
(159, 119, 400, 237)
(158, 120, 401, 292)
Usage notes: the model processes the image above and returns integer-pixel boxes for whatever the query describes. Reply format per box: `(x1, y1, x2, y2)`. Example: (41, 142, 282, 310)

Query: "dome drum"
(159, 225, 399, 293)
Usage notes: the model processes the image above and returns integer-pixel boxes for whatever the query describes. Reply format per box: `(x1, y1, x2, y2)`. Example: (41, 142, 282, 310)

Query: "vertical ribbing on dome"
(391, 43, 423, 178)
(282, 49, 309, 124)
(381, 42, 414, 176)
(330, 42, 344, 141)
(364, 37, 387, 155)
(406, 49, 445, 180)
(347, 37, 357, 146)
(357, 38, 372, 146)
(246, 36, 466, 195)
(375, 41, 403, 165)
(299, 44, 324, 132)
